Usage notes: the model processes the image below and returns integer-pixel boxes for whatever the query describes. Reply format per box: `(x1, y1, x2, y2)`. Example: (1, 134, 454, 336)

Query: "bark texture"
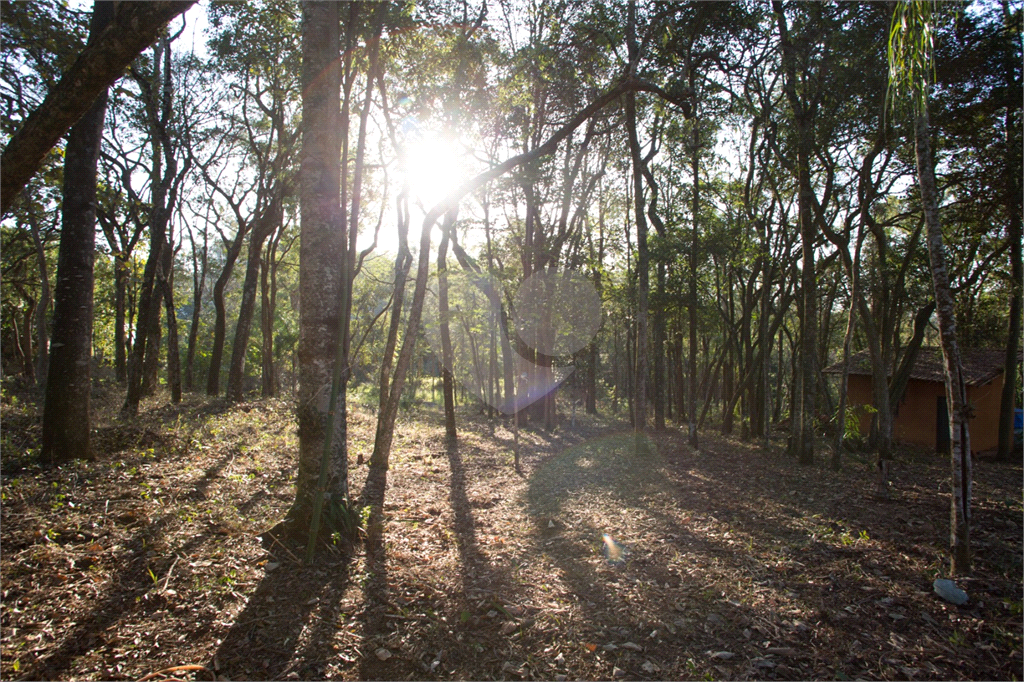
(40, 1, 113, 464)
(289, 0, 343, 530)
(915, 103, 972, 575)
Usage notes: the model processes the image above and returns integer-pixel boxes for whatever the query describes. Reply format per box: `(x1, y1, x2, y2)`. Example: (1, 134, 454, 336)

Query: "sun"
(403, 131, 467, 210)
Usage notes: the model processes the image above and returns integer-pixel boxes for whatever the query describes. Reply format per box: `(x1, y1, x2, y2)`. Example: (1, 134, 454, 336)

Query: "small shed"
(823, 348, 1016, 454)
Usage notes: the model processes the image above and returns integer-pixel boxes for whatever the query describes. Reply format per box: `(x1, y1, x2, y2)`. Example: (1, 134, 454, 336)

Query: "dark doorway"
(936, 395, 950, 454)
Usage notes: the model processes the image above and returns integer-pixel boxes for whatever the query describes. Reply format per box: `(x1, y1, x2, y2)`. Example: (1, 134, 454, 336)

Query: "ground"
(1, 384, 1021, 681)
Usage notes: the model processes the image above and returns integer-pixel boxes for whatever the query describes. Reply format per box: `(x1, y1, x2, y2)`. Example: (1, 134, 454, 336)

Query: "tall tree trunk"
(123, 35, 176, 416)
(260, 235, 278, 398)
(998, 10, 1022, 459)
(653, 262, 667, 430)
(916, 100, 972, 575)
(438, 213, 458, 441)
(625, 89, 648, 434)
(775, 1, 817, 465)
(687, 131, 700, 448)
(288, 0, 343, 532)
(41, 0, 112, 463)
(112, 256, 129, 383)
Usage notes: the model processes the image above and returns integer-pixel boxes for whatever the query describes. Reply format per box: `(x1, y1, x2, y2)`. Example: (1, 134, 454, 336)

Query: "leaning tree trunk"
(0, 1, 195, 216)
(916, 101, 972, 576)
(41, 0, 112, 463)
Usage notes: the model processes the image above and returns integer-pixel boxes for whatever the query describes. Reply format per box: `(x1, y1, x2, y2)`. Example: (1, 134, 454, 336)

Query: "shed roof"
(822, 347, 1019, 387)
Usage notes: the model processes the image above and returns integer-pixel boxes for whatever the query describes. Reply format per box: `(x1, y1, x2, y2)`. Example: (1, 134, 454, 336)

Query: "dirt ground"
(1, 386, 1021, 681)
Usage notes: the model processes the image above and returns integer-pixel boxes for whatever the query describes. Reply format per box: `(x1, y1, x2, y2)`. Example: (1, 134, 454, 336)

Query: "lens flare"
(602, 533, 627, 564)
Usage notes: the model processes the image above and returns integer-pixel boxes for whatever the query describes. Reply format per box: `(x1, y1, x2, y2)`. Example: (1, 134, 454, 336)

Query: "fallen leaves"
(1, 395, 1021, 681)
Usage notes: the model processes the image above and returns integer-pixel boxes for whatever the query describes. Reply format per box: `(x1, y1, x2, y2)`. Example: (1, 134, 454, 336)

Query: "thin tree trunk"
(833, 230, 862, 470)
(205, 232, 246, 396)
(438, 213, 458, 441)
(653, 262, 667, 430)
(687, 135, 700, 448)
(27, 213, 51, 387)
(227, 208, 278, 402)
(774, 1, 817, 465)
(184, 224, 207, 391)
(625, 89, 648, 434)
(260, 234, 278, 398)
(916, 100, 972, 575)
(123, 35, 176, 416)
(161, 242, 181, 403)
(41, 0, 112, 463)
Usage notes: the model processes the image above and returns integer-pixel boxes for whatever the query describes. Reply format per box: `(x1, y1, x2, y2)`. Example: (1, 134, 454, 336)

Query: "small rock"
(265, 561, 281, 572)
(622, 642, 643, 652)
(612, 666, 627, 678)
(709, 651, 735, 660)
(706, 613, 725, 627)
(933, 579, 969, 605)
(375, 648, 392, 661)
(554, 652, 565, 665)
(500, 621, 519, 635)
(603, 643, 619, 651)
(487, 610, 498, 618)
(642, 661, 661, 673)
(548, 519, 556, 528)
(555, 676, 567, 681)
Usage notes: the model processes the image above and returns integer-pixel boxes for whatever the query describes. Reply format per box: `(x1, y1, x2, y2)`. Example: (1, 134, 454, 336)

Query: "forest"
(0, 0, 1021, 680)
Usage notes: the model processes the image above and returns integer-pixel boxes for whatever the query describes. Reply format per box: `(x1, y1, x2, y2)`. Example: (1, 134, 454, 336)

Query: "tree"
(122, 30, 192, 415)
(1, 1, 195, 216)
(889, 0, 972, 575)
(40, 0, 113, 464)
(289, 0, 343, 536)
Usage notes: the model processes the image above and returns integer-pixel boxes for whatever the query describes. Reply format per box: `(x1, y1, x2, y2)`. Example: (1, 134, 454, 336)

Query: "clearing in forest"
(1, 391, 1021, 681)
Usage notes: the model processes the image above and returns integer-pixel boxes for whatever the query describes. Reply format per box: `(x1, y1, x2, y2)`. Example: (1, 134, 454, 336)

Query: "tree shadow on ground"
(212, 538, 352, 680)
(520, 427, 1023, 679)
(20, 451, 238, 680)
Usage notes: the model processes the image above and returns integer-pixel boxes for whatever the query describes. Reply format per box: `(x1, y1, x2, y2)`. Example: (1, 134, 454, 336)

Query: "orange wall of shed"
(845, 373, 1004, 453)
